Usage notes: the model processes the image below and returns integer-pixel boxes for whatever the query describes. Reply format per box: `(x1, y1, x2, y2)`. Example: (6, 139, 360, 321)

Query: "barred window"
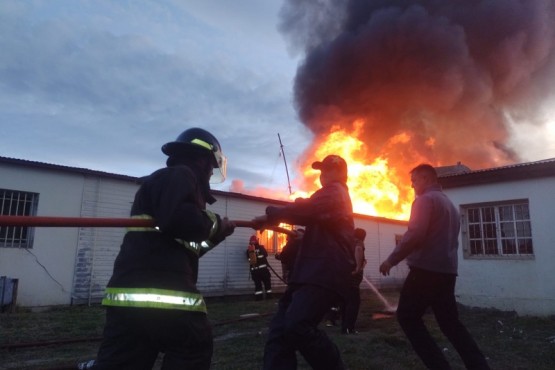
(462, 200, 533, 258)
(0, 189, 39, 248)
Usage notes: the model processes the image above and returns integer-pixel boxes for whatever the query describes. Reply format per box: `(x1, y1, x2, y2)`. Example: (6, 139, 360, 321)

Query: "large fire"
(292, 121, 427, 221)
(248, 121, 436, 252)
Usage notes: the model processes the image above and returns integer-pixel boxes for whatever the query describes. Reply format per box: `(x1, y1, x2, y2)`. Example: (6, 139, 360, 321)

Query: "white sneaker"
(77, 359, 96, 369)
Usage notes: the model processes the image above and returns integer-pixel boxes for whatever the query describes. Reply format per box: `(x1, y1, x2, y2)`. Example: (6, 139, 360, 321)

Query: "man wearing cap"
(246, 235, 272, 300)
(253, 154, 356, 370)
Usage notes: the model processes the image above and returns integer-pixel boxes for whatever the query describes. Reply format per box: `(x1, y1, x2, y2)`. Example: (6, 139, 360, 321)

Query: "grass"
(1, 289, 555, 369)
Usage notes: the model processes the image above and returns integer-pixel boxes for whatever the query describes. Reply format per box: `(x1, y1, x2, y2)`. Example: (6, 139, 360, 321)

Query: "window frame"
(0, 188, 39, 249)
(460, 199, 534, 260)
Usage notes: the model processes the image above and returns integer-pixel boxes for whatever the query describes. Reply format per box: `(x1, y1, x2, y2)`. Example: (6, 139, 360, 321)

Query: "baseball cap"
(311, 155, 348, 174)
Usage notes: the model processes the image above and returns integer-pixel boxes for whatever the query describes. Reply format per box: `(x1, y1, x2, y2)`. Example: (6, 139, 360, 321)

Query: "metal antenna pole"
(278, 133, 292, 195)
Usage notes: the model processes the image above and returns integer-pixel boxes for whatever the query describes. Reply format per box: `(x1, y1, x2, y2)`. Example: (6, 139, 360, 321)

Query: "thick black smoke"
(279, 0, 555, 168)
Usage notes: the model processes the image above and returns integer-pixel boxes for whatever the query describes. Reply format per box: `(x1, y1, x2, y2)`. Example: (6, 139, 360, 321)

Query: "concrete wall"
(0, 164, 84, 306)
(445, 176, 555, 316)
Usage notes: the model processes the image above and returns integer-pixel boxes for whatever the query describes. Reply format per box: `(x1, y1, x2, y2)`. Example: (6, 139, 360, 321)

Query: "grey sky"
(0, 0, 309, 196)
(2, 0, 555, 206)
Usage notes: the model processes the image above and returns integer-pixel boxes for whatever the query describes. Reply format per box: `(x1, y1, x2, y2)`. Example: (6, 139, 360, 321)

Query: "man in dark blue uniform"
(253, 154, 355, 370)
(80, 128, 235, 370)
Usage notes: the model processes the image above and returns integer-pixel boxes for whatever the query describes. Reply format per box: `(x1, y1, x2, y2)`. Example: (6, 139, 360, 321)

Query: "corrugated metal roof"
(0, 156, 139, 182)
(438, 157, 555, 188)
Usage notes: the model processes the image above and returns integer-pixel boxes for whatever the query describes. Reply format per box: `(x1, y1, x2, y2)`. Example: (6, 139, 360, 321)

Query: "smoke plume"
(279, 0, 555, 171)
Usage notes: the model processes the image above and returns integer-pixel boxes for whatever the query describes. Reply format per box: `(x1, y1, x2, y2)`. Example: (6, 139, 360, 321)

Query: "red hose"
(0, 215, 294, 236)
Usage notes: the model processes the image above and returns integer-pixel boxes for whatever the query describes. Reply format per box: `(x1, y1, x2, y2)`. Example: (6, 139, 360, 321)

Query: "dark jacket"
(278, 237, 302, 272)
(103, 164, 225, 312)
(247, 244, 269, 270)
(265, 181, 355, 296)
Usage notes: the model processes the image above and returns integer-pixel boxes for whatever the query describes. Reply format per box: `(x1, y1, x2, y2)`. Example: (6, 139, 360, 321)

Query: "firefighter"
(275, 228, 304, 283)
(79, 127, 236, 370)
(247, 235, 272, 300)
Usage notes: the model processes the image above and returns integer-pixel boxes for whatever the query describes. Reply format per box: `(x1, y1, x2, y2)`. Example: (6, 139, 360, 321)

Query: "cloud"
(0, 0, 307, 192)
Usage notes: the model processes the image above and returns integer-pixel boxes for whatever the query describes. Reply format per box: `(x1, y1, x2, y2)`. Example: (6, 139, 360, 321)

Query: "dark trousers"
(251, 267, 272, 297)
(263, 284, 345, 370)
(341, 286, 361, 332)
(93, 307, 213, 370)
(341, 274, 362, 332)
(397, 268, 490, 370)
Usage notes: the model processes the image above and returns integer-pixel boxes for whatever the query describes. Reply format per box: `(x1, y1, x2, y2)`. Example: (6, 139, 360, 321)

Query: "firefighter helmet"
(162, 128, 227, 183)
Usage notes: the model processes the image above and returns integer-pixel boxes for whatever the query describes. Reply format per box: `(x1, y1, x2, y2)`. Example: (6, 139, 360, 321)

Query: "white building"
(440, 158, 555, 316)
(0, 156, 407, 308)
(3, 156, 554, 316)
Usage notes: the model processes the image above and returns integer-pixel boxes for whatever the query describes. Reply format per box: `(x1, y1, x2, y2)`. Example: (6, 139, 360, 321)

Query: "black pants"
(251, 267, 272, 297)
(397, 268, 490, 370)
(93, 307, 213, 370)
(341, 274, 362, 332)
(263, 284, 345, 370)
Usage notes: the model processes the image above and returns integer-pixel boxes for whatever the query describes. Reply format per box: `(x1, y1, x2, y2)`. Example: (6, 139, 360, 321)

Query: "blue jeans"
(263, 284, 345, 370)
(397, 267, 490, 370)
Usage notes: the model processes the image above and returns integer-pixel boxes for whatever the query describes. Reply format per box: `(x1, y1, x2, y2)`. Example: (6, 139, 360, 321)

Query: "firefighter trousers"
(92, 307, 213, 370)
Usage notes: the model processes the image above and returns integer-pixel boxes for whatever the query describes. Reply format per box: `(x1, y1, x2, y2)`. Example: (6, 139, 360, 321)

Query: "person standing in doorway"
(379, 164, 490, 370)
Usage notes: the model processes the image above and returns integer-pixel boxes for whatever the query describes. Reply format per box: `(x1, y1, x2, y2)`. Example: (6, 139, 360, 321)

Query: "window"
(0, 189, 39, 248)
(461, 200, 533, 258)
(254, 223, 295, 254)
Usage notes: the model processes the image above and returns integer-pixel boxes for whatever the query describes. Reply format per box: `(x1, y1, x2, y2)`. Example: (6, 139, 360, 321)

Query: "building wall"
(356, 217, 408, 287)
(0, 164, 85, 306)
(72, 176, 139, 304)
(199, 195, 281, 296)
(444, 176, 555, 316)
(1, 160, 408, 307)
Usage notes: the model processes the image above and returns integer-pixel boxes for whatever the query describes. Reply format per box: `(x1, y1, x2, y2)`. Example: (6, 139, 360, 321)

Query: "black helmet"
(162, 127, 227, 183)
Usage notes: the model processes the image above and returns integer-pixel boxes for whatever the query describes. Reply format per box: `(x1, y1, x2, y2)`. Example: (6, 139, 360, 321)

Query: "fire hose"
(0, 215, 291, 289)
(0, 215, 295, 236)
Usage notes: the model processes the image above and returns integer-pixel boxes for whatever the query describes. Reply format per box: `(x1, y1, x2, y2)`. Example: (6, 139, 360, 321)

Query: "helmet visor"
(210, 150, 227, 184)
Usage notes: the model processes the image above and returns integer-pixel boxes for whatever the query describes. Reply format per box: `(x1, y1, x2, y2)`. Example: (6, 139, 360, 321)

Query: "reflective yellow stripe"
(203, 210, 219, 240)
(126, 215, 214, 256)
(127, 214, 158, 232)
(102, 287, 206, 312)
(190, 138, 213, 151)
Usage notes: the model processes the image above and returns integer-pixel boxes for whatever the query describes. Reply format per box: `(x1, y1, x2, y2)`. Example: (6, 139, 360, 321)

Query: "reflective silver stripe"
(173, 240, 213, 256)
(251, 264, 267, 269)
(102, 288, 206, 312)
(105, 292, 202, 306)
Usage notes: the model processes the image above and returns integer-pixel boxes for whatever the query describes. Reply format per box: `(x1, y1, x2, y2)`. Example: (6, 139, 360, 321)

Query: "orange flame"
(254, 223, 293, 253)
(292, 121, 425, 220)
